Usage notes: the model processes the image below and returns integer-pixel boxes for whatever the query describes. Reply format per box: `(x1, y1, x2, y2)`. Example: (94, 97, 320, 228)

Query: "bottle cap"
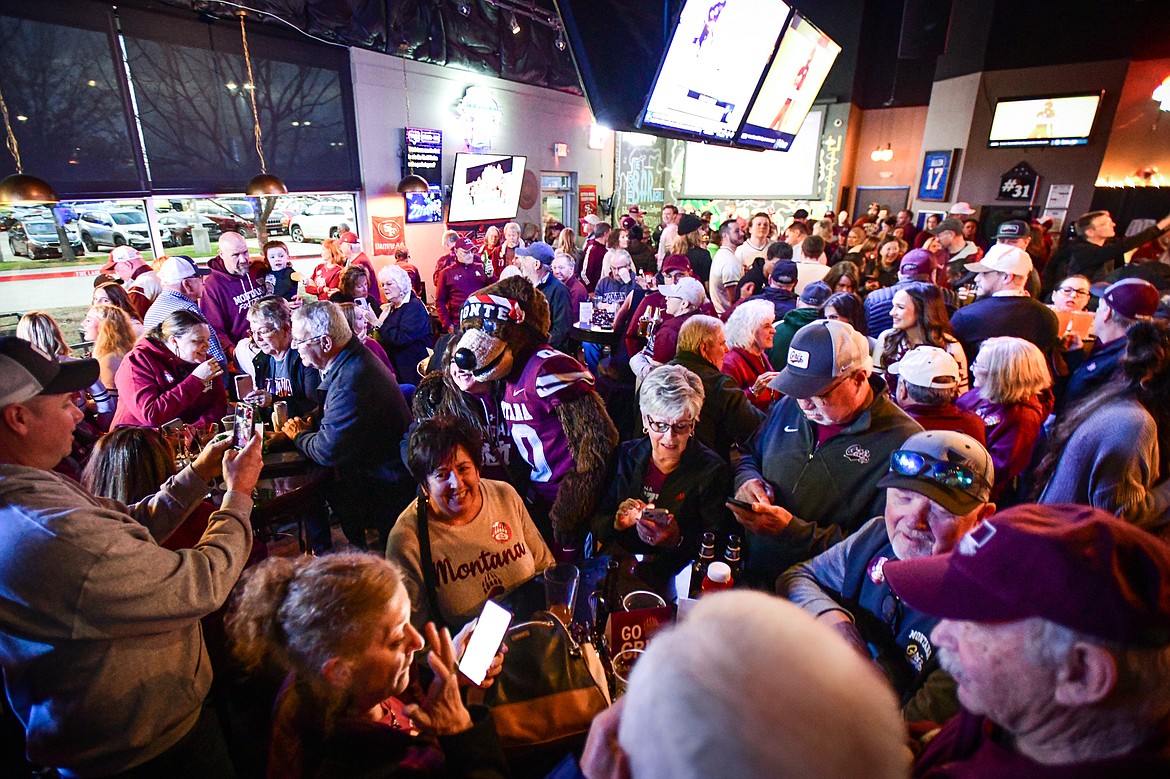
(707, 562, 731, 583)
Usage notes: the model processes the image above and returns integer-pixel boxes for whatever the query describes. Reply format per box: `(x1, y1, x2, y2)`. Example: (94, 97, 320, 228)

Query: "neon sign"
(454, 86, 502, 151)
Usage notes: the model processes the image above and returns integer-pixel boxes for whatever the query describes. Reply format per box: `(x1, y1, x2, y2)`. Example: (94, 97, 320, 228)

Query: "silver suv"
(78, 209, 152, 251)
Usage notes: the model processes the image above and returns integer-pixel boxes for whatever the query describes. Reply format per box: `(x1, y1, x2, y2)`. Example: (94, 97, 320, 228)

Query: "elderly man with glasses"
(282, 301, 414, 551)
(729, 319, 923, 587)
(781, 430, 996, 726)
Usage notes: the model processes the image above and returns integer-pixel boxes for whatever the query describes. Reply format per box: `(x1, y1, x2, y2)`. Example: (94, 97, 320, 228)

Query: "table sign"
(606, 604, 674, 660)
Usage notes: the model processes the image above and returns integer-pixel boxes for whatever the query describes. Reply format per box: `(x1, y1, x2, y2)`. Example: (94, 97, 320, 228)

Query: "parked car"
(190, 200, 258, 238)
(78, 209, 152, 251)
(288, 200, 355, 243)
(8, 219, 85, 259)
(159, 214, 224, 247)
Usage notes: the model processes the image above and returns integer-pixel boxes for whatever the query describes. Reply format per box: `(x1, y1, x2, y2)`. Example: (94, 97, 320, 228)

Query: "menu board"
(640, 0, 790, 142)
(737, 13, 840, 151)
(403, 127, 442, 180)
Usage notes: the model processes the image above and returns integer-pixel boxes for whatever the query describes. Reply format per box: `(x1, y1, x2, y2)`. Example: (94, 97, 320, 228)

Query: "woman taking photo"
(591, 365, 734, 577)
(228, 552, 508, 779)
(112, 309, 227, 428)
(873, 283, 968, 394)
(331, 265, 383, 318)
(388, 418, 554, 632)
(82, 304, 138, 404)
(721, 299, 780, 410)
(957, 337, 1054, 505)
(375, 264, 433, 387)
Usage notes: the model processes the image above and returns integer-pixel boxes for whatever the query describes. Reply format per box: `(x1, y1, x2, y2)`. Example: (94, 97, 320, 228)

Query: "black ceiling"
(131, 0, 1170, 109)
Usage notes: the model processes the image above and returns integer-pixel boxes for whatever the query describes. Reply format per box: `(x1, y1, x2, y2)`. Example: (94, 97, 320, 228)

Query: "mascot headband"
(460, 294, 525, 326)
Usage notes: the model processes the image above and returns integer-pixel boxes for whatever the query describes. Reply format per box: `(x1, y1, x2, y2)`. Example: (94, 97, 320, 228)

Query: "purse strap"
(415, 488, 448, 633)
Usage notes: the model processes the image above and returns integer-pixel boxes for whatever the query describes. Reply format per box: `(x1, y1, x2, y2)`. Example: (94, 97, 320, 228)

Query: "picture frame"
(918, 149, 961, 202)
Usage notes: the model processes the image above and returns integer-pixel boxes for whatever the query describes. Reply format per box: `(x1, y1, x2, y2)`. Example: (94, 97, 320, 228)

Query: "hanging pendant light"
(237, 11, 287, 197)
(396, 54, 430, 194)
(0, 86, 58, 204)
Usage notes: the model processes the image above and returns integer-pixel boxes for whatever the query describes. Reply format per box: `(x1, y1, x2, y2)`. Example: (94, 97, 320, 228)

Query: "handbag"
(469, 612, 611, 750)
(414, 492, 610, 750)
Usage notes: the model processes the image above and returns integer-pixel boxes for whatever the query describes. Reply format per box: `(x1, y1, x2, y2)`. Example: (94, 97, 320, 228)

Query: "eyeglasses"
(290, 334, 326, 349)
(806, 374, 850, 404)
(889, 450, 989, 492)
(1056, 287, 1090, 298)
(250, 326, 278, 339)
(645, 416, 695, 435)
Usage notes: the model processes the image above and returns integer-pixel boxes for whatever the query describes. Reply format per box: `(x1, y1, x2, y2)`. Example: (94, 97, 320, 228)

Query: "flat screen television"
(987, 93, 1102, 148)
(404, 185, 444, 224)
(737, 13, 840, 151)
(446, 153, 527, 224)
(639, 0, 791, 142)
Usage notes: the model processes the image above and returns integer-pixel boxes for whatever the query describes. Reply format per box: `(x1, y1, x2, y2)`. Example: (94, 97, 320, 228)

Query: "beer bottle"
(723, 534, 742, 584)
(689, 532, 716, 599)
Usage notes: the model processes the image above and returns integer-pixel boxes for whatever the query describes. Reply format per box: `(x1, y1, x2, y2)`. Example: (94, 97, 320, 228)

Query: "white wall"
(349, 49, 616, 294)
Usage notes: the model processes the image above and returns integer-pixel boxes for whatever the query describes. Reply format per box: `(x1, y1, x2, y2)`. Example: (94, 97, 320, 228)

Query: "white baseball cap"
(964, 244, 1033, 277)
(158, 255, 210, 285)
(948, 202, 976, 216)
(660, 277, 705, 307)
(888, 346, 960, 389)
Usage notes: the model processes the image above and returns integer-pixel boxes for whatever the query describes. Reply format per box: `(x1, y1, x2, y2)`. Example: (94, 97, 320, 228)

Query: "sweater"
(722, 347, 779, 410)
(435, 262, 489, 331)
(769, 306, 821, 368)
(387, 479, 554, 632)
(142, 289, 229, 368)
(958, 389, 1053, 505)
(668, 349, 765, 461)
(200, 255, 265, 348)
(111, 337, 228, 428)
(0, 464, 252, 777)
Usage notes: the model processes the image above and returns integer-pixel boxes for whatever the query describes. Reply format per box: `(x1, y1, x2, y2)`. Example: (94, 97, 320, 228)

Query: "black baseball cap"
(0, 337, 98, 407)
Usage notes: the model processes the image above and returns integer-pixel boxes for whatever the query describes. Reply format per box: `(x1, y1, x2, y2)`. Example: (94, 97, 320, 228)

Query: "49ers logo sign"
(371, 216, 407, 256)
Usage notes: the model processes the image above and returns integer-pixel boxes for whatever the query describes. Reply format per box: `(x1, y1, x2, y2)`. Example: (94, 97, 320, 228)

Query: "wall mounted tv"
(737, 13, 840, 151)
(639, 0, 792, 143)
(447, 153, 527, 224)
(405, 185, 444, 224)
(987, 93, 1103, 148)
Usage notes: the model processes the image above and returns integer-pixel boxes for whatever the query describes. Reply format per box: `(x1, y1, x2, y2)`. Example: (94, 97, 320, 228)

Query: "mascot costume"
(452, 276, 618, 549)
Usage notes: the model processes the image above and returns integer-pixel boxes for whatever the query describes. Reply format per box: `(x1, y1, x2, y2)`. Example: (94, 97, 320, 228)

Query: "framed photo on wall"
(918, 149, 961, 201)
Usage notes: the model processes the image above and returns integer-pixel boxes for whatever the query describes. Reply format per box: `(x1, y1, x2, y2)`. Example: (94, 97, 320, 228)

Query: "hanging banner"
(371, 215, 407, 256)
(579, 185, 598, 220)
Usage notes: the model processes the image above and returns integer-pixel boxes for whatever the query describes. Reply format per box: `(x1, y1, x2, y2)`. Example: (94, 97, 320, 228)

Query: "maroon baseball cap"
(899, 249, 935, 277)
(1091, 278, 1159, 319)
(620, 215, 637, 231)
(339, 231, 360, 244)
(628, 205, 641, 214)
(454, 236, 475, 251)
(661, 254, 692, 274)
(885, 503, 1170, 647)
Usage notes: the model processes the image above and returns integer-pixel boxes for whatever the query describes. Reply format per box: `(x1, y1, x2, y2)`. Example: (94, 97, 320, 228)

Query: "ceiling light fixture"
(458, 2, 471, 15)
(554, 27, 566, 50)
(0, 85, 58, 204)
(509, 13, 521, 34)
(396, 51, 430, 194)
(237, 11, 288, 197)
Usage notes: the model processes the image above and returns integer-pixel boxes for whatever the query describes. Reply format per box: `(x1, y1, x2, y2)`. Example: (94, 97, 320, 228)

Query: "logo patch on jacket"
(868, 555, 888, 584)
(490, 521, 512, 543)
(844, 444, 871, 463)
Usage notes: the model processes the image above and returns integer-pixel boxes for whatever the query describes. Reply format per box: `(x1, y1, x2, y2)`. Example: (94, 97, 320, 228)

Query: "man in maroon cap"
(434, 236, 488, 332)
(101, 244, 160, 319)
(886, 503, 1170, 777)
(623, 254, 698, 359)
(339, 230, 383, 304)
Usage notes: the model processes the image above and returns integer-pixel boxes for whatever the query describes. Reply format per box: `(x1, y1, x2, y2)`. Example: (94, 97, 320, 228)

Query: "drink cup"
(544, 563, 580, 626)
(621, 590, 666, 611)
(611, 648, 645, 698)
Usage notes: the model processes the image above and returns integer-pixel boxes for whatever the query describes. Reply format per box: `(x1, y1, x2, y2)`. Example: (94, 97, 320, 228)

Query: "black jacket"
(536, 273, 572, 353)
(668, 350, 765, 461)
(592, 436, 736, 575)
(375, 295, 433, 386)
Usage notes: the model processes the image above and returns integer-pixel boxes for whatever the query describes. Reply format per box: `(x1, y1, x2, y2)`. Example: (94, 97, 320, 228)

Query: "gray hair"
(247, 296, 291, 331)
(676, 315, 724, 355)
(503, 221, 521, 236)
(901, 381, 957, 406)
(293, 300, 351, 347)
(640, 364, 704, 421)
(378, 264, 412, 304)
(442, 230, 458, 248)
(723, 299, 775, 351)
(608, 248, 633, 269)
(619, 592, 909, 779)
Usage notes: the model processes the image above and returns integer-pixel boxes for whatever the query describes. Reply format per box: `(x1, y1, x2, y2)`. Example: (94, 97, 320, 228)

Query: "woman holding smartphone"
(591, 364, 735, 577)
(112, 309, 228, 428)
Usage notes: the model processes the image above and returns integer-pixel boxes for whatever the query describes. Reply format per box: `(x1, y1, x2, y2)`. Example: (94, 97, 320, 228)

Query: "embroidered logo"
(868, 555, 888, 584)
(490, 521, 512, 543)
(163, 371, 174, 383)
(844, 444, 871, 463)
(787, 347, 810, 368)
(959, 520, 997, 556)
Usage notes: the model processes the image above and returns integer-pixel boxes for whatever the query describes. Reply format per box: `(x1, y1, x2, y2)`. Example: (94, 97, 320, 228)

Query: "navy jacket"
(536, 273, 572, 353)
(375, 295, 433, 386)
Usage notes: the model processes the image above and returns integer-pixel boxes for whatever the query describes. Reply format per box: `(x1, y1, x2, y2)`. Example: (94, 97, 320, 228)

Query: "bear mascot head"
(451, 275, 549, 383)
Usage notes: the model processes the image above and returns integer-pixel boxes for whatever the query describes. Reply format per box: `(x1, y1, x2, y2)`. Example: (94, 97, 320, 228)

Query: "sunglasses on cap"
(889, 450, 989, 493)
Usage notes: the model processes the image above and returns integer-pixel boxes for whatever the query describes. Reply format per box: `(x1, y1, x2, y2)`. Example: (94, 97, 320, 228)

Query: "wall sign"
(999, 161, 1039, 202)
(579, 185, 598, 219)
(403, 127, 442, 182)
(371, 215, 407, 256)
(918, 149, 960, 201)
(454, 86, 502, 151)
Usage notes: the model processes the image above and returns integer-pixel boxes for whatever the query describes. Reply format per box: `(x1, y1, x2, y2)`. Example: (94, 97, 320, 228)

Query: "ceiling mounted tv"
(405, 185, 444, 224)
(737, 13, 840, 151)
(447, 153, 527, 224)
(988, 93, 1103, 148)
(639, 0, 792, 143)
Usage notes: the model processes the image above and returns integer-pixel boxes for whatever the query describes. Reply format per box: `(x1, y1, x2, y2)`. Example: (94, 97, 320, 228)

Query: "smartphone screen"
(726, 497, 755, 510)
(233, 403, 255, 449)
(643, 506, 671, 527)
(234, 374, 254, 399)
(458, 600, 513, 686)
(160, 418, 184, 437)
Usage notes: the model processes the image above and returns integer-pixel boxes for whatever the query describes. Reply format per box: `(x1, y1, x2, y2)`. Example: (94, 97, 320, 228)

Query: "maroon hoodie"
(112, 337, 228, 428)
(201, 254, 265, 349)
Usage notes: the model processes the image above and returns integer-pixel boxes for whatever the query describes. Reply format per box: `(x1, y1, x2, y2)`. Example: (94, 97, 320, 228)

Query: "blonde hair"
(723, 299, 776, 351)
(555, 228, 576, 256)
(16, 311, 70, 357)
(88, 305, 137, 360)
(975, 336, 1052, 404)
(677, 315, 724, 355)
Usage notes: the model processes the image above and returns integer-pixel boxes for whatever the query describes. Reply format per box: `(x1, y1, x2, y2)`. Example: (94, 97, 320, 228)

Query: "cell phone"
(233, 403, 255, 449)
(642, 506, 671, 526)
(726, 497, 755, 510)
(458, 600, 513, 686)
(160, 418, 184, 437)
(234, 374, 254, 399)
